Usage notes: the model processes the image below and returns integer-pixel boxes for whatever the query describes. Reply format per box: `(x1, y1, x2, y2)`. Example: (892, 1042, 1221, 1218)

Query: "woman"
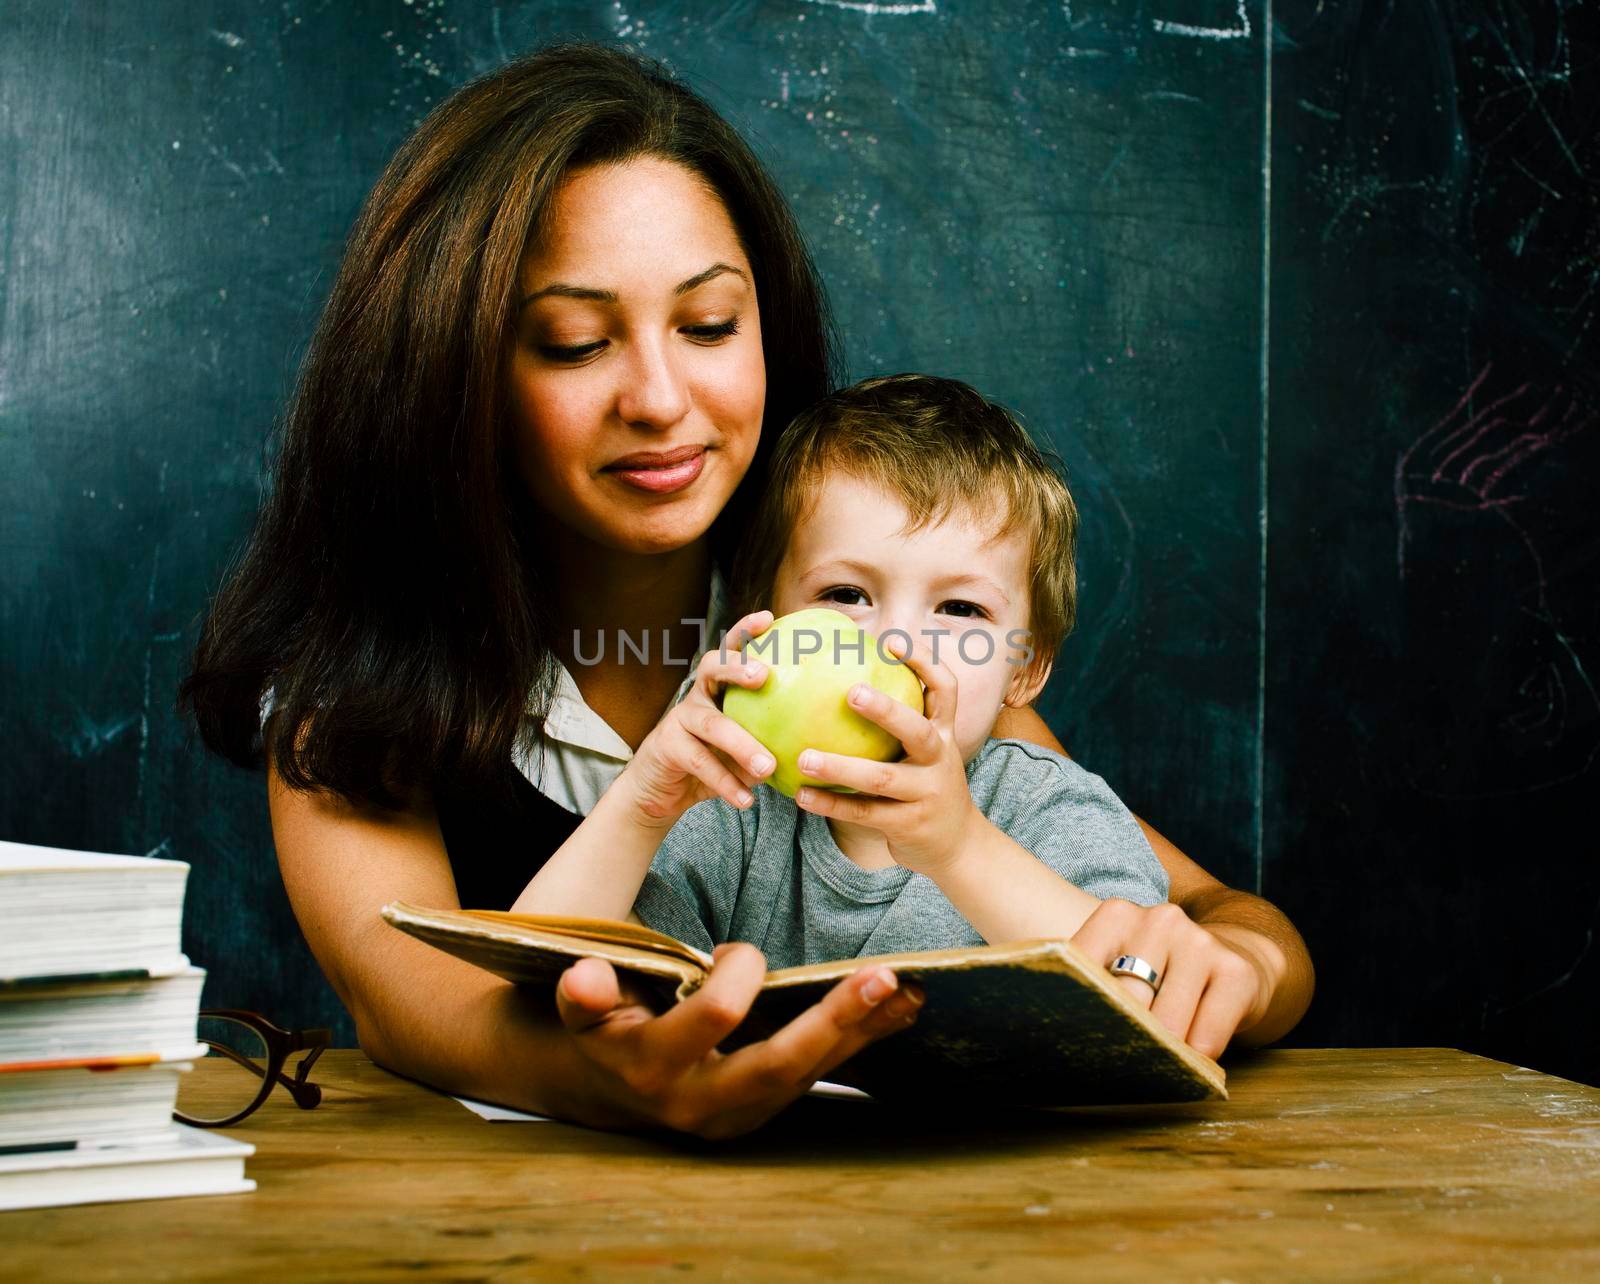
(184, 44, 1311, 1137)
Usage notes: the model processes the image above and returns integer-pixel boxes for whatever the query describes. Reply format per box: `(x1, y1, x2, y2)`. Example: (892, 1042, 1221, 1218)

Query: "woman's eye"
(538, 339, 607, 363)
(682, 317, 740, 344)
(820, 586, 867, 606)
(538, 339, 607, 362)
(939, 600, 989, 619)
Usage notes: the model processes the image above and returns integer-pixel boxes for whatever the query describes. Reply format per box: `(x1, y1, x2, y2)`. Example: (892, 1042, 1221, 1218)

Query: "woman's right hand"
(617, 609, 778, 827)
(554, 942, 923, 1139)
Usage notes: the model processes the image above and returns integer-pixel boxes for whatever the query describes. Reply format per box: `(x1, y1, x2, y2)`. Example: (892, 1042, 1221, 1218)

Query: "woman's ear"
(1003, 658, 1053, 709)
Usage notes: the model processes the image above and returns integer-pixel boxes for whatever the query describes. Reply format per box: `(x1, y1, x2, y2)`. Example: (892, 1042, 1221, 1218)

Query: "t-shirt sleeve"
(632, 797, 751, 955)
(971, 740, 1169, 907)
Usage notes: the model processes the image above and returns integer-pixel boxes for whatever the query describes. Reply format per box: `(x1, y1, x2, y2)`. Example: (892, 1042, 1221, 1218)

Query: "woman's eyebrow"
(519, 262, 748, 311)
(521, 282, 618, 307)
(674, 262, 747, 295)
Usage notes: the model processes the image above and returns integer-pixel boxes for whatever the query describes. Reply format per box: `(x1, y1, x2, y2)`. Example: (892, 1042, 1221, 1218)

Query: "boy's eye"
(682, 317, 740, 343)
(538, 339, 607, 363)
(820, 586, 867, 606)
(939, 600, 990, 619)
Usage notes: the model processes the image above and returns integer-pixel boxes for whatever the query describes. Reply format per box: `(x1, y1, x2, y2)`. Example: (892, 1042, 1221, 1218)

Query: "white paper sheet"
(451, 1079, 871, 1122)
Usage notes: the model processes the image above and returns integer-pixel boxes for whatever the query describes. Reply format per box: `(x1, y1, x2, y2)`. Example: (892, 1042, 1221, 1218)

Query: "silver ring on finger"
(1109, 954, 1161, 995)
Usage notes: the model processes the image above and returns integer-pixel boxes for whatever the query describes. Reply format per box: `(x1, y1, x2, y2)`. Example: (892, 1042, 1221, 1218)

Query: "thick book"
(0, 1051, 205, 1153)
(0, 967, 207, 1066)
(0, 1124, 254, 1211)
(382, 902, 1226, 1107)
(0, 840, 189, 981)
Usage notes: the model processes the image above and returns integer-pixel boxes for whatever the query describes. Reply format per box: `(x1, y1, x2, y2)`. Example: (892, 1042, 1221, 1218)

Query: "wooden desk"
(5, 1049, 1598, 1279)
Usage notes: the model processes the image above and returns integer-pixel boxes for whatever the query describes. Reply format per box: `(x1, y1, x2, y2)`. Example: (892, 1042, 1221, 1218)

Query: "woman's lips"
(604, 447, 707, 494)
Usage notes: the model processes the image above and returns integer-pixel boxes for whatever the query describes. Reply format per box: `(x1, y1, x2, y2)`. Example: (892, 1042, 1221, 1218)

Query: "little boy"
(514, 374, 1166, 964)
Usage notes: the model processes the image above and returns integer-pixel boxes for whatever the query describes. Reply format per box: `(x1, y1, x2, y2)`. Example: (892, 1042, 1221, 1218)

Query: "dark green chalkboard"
(1267, 1, 1599, 1086)
(3, 2, 1267, 1044)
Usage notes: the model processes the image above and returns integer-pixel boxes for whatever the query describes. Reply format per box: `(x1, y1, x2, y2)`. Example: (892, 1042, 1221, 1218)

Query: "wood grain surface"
(4, 1048, 1599, 1280)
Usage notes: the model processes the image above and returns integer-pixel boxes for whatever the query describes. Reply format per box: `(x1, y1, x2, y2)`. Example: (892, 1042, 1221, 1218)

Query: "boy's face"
(771, 472, 1050, 763)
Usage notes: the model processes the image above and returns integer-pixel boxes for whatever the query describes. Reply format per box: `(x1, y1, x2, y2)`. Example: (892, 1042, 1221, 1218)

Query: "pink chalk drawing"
(1393, 363, 1600, 796)
(1396, 364, 1597, 585)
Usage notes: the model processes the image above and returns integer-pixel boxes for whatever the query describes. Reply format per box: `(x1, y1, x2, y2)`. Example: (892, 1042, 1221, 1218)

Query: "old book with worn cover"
(382, 902, 1226, 1107)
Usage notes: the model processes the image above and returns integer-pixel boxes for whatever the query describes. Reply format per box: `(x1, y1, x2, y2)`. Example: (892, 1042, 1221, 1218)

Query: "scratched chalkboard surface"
(1268, 4, 1599, 1086)
(1, 2, 1593, 1086)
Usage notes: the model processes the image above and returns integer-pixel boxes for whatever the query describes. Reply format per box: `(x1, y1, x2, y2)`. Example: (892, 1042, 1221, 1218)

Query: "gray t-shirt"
(633, 737, 1168, 967)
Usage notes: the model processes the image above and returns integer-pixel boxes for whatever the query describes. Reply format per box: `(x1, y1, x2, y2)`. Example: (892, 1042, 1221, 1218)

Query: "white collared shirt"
(516, 567, 735, 816)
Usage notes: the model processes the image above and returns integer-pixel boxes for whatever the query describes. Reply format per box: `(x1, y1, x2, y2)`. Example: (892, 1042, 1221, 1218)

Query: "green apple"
(722, 607, 926, 798)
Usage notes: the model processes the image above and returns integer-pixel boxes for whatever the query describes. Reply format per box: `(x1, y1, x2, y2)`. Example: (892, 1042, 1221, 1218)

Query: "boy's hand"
(791, 638, 979, 877)
(617, 610, 778, 829)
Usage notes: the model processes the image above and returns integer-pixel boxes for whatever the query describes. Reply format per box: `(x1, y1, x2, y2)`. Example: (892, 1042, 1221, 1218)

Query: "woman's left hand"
(1071, 899, 1274, 1061)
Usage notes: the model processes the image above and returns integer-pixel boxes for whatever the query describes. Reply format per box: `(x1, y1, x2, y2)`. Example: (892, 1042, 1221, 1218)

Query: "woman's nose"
(616, 337, 691, 430)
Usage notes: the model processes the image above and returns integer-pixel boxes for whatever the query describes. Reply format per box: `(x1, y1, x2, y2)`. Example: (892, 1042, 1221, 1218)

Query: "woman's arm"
(267, 760, 921, 1136)
(1120, 812, 1311, 1048)
(991, 703, 1314, 1053)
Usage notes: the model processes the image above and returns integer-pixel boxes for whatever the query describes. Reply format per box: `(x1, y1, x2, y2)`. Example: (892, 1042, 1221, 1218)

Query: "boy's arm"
(925, 744, 1165, 946)
(992, 703, 1314, 1047)
(629, 800, 745, 956)
(919, 815, 1102, 944)
(510, 780, 673, 919)
(513, 624, 778, 923)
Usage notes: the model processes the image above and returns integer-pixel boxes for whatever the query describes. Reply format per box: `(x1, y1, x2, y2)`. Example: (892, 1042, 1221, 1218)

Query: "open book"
(383, 903, 1225, 1107)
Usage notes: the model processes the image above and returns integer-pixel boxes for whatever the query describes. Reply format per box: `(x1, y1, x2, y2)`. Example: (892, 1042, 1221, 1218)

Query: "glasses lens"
(175, 1016, 272, 1124)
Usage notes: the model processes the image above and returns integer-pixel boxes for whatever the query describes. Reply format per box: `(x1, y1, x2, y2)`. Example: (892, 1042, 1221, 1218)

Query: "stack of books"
(0, 840, 253, 1211)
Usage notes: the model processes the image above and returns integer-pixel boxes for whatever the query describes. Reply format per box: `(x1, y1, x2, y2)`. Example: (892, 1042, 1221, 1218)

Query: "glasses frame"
(174, 1008, 331, 1128)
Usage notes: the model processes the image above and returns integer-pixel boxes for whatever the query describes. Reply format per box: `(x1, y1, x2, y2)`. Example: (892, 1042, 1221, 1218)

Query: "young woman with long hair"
(184, 44, 1311, 1137)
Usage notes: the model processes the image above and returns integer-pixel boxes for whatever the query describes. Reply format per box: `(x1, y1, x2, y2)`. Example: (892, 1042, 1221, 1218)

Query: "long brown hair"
(182, 43, 839, 808)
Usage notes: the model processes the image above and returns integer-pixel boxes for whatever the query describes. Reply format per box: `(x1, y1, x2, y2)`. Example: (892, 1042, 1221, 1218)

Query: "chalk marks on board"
(1395, 364, 1597, 590)
(1063, 1, 1254, 59)
(64, 712, 139, 761)
(1459, 4, 1598, 365)
(798, 0, 936, 14)
(1394, 364, 1600, 797)
(1153, 1, 1250, 42)
(794, 1, 1254, 38)
(1476, 5, 1582, 180)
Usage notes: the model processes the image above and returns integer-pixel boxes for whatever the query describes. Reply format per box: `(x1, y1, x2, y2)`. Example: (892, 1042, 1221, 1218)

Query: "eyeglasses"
(173, 1009, 331, 1128)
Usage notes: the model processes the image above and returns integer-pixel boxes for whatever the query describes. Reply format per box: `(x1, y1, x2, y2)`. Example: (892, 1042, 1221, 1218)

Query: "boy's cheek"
(954, 665, 1011, 716)
(947, 643, 1016, 725)
(929, 622, 1011, 673)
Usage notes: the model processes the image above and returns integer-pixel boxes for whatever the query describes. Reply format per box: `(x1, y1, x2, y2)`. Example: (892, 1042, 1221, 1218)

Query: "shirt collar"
(537, 563, 737, 761)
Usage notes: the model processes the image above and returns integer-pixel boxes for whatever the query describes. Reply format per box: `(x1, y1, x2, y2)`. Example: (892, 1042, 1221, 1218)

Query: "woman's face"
(508, 156, 766, 557)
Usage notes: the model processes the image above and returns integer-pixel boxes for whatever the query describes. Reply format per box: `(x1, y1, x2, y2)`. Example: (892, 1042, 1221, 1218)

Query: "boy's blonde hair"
(731, 373, 1079, 692)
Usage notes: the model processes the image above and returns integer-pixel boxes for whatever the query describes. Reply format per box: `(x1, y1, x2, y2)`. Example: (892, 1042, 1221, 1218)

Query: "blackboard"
(4, 1, 1592, 1087)
(1268, 1, 1599, 1085)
